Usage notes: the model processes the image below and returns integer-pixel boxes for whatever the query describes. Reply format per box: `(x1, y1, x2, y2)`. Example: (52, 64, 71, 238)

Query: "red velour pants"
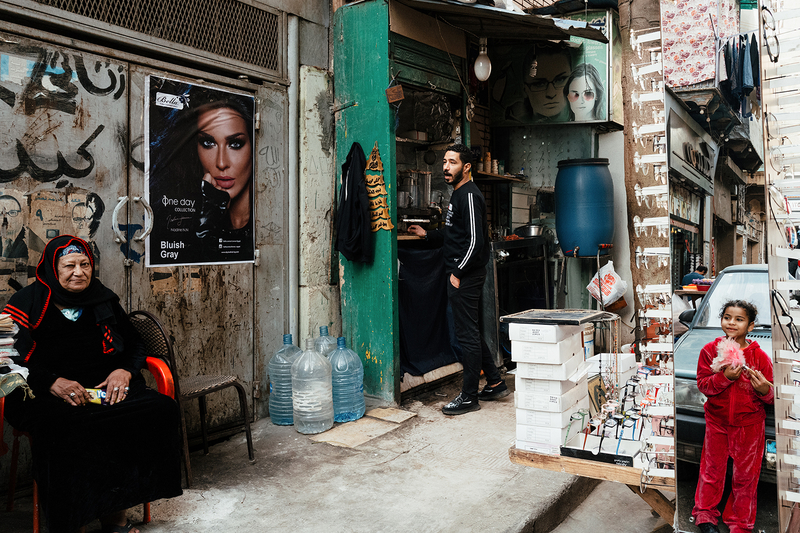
(692, 416, 765, 533)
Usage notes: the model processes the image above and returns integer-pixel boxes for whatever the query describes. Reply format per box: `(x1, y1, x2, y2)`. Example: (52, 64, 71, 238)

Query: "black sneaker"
(442, 393, 480, 415)
(697, 523, 720, 533)
(478, 380, 510, 401)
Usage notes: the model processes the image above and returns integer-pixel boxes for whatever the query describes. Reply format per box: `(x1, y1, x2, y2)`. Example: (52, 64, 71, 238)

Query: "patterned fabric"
(0, 371, 32, 399)
(59, 307, 83, 322)
(661, 0, 739, 87)
(57, 243, 87, 258)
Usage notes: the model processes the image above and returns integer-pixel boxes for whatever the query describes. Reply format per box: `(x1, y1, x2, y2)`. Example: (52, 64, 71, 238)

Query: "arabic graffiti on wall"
(0, 37, 127, 302)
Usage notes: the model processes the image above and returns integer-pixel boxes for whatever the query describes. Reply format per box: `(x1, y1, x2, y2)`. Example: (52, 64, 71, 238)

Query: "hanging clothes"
(335, 142, 374, 263)
(750, 33, 761, 102)
(742, 35, 753, 96)
(731, 36, 741, 103)
(741, 34, 754, 117)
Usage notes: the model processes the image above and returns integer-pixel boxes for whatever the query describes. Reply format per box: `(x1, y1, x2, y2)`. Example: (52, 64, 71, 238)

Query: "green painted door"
(334, 1, 399, 403)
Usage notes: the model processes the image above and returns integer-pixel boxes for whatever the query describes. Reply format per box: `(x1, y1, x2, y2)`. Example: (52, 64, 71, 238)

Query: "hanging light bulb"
(474, 37, 491, 82)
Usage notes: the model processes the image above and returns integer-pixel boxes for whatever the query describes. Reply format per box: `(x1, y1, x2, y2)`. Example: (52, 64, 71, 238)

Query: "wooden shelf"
(398, 234, 423, 240)
(474, 171, 526, 183)
(395, 137, 453, 151)
(508, 447, 675, 488)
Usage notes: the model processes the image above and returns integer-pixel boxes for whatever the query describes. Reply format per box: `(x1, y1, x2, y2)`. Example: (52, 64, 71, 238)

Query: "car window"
(695, 271, 770, 327)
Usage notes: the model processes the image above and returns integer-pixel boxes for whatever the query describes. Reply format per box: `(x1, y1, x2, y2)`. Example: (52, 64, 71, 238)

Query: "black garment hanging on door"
(335, 142, 374, 263)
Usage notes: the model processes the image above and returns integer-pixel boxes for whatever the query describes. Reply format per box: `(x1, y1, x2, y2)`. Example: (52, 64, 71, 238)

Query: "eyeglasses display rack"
(504, 308, 675, 522)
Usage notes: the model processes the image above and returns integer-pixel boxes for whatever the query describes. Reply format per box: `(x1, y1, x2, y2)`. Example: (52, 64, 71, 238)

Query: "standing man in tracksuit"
(408, 144, 508, 415)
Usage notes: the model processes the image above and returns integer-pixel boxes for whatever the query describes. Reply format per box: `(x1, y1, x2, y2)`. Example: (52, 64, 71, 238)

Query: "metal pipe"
(288, 15, 300, 340)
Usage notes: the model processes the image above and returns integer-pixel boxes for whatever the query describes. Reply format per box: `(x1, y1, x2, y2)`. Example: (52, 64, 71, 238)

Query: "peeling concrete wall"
(298, 65, 341, 344)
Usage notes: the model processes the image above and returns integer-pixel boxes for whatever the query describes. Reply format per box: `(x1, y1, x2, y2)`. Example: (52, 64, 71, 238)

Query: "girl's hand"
(50, 378, 91, 406)
(723, 364, 744, 381)
(96, 369, 132, 405)
(746, 367, 773, 396)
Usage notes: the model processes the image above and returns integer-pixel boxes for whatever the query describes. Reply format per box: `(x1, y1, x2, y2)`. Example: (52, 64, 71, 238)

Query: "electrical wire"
(435, 17, 471, 97)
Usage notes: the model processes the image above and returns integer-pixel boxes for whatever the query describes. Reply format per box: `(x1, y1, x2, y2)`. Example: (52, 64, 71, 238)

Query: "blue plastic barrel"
(555, 158, 614, 257)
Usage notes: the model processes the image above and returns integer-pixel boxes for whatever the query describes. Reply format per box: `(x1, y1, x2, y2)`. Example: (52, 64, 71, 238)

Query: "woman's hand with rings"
(50, 377, 91, 406)
(96, 369, 132, 405)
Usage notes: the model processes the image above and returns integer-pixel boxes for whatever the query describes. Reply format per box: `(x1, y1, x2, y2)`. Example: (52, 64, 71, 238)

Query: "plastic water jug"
(314, 326, 337, 357)
(329, 337, 366, 423)
(292, 339, 334, 434)
(268, 334, 302, 425)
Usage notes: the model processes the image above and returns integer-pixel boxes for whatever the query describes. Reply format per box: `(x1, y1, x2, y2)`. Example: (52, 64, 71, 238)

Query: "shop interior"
(388, 2, 633, 383)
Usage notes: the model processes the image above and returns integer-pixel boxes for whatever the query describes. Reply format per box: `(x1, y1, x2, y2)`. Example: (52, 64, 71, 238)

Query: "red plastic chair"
(1, 356, 174, 531)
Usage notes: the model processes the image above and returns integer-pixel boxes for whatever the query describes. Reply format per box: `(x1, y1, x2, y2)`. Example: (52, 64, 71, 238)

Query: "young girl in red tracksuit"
(692, 300, 774, 533)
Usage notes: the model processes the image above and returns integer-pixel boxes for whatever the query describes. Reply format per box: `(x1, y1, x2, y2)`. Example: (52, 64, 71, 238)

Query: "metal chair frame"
(128, 310, 254, 488)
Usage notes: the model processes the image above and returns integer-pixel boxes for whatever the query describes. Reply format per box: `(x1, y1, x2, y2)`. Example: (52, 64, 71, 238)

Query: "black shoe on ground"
(478, 380, 510, 401)
(442, 393, 480, 415)
(697, 522, 720, 533)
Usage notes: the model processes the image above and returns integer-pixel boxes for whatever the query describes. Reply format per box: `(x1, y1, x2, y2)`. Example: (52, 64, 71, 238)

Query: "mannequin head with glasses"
(564, 63, 605, 121)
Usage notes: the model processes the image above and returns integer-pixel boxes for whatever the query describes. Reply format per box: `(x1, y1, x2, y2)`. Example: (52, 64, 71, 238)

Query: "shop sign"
(682, 141, 712, 177)
(667, 106, 718, 196)
(787, 197, 800, 213)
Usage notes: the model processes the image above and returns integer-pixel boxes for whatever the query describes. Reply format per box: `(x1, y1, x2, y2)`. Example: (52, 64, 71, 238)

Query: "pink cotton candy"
(710, 337, 746, 373)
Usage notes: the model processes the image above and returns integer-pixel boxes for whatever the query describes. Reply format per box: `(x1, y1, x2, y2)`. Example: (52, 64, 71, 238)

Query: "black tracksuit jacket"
(427, 180, 490, 279)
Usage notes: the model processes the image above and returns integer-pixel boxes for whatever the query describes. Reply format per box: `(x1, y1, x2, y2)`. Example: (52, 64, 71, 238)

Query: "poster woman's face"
(197, 107, 253, 203)
(567, 75, 597, 121)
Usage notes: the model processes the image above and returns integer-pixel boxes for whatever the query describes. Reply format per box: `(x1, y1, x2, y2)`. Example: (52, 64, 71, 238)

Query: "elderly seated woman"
(4, 235, 182, 533)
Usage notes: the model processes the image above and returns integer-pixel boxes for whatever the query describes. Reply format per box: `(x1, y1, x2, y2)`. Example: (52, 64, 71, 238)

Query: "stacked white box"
(509, 323, 583, 344)
(514, 376, 588, 412)
(516, 395, 591, 428)
(511, 327, 590, 454)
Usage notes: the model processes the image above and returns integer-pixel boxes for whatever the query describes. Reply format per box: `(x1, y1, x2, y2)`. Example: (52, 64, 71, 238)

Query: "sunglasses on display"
(567, 90, 595, 102)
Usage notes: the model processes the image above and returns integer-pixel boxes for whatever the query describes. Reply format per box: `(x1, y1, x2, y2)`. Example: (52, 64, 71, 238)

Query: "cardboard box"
(516, 418, 587, 446)
(515, 439, 561, 455)
(516, 356, 583, 381)
(510, 333, 583, 364)
(516, 396, 591, 428)
(560, 433, 641, 467)
(508, 323, 583, 344)
(515, 374, 580, 395)
(514, 377, 588, 412)
(587, 352, 637, 374)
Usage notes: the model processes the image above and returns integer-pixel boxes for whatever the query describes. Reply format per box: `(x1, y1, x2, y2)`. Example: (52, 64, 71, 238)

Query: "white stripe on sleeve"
(458, 193, 477, 270)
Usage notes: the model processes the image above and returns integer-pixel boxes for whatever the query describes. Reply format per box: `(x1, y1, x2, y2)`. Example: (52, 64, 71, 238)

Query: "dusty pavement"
(3, 375, 665, 533)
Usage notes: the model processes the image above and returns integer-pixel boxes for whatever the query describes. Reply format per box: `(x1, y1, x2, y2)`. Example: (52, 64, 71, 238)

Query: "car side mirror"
(679, 309, 696, 327)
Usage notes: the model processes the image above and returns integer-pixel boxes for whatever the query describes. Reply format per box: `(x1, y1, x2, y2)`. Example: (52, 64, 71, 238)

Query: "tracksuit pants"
(692, 416, 765, 533)
(447, 270, 502, 399)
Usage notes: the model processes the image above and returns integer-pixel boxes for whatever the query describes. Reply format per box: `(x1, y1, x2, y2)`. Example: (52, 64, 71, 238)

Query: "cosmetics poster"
(145, 76, 255, 266)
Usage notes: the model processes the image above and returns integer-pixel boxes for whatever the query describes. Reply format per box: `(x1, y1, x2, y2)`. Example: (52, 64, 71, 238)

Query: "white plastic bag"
(586, 261, 628, 306)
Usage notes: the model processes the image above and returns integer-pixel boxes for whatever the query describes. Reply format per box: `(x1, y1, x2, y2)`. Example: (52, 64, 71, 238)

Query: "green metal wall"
(334, 1, 400, 403)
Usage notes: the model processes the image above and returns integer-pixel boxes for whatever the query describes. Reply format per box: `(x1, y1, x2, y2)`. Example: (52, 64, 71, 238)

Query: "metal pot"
(514, 224, 544, 238)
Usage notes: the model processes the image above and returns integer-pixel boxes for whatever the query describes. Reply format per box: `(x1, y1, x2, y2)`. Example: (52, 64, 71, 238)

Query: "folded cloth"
(0, 370, 32, 399)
